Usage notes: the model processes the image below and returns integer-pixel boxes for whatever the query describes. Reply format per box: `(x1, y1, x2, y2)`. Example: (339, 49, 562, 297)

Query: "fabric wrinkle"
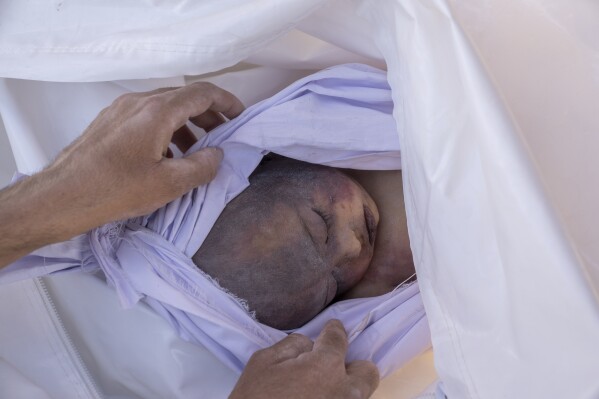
(0, 64, 430, 376)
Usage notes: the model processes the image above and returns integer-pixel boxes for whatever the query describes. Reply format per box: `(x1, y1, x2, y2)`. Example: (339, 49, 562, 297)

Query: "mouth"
(363, 205, 377, 246)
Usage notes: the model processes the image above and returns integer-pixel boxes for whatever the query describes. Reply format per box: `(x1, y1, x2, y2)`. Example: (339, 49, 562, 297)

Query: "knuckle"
(314, 351, 342, 368)
(190, 82, 222, 105)
(289, 334, 313, 349)
(141, 96, 166, 113)
(267, 334, 313, 362)
(141, 96, 174, 127)
(192, 81, 216, 91)
(248, 347, 274, 364)
(112, 92, 135, 107)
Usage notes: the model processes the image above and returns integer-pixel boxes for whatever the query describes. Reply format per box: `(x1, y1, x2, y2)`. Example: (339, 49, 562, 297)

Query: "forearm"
(0, 167, 100, 268)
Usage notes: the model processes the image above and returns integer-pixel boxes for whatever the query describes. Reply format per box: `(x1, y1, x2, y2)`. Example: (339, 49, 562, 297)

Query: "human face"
(295, 168, 380, 306)
(236, 167, 379, 328)
(194, 162, 379, 329)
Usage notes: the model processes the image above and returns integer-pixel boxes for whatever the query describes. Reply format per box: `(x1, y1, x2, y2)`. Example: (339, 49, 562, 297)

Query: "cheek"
(274, 270, 333, 328)
(243, 208, 301, 253)
(334, 245, 373, 294)
(248, 229, 279, 253)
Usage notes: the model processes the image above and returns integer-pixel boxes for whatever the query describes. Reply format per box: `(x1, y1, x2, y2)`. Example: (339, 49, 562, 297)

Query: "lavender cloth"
(0, 64, 430, 377)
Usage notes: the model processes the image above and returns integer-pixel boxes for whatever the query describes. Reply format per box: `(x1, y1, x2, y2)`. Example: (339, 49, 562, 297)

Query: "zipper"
(35, 277, 104, 399)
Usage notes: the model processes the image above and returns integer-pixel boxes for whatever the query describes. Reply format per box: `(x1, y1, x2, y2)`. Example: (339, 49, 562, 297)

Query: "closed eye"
(363, 205, 377, 246)
(312, 208, 331, 244)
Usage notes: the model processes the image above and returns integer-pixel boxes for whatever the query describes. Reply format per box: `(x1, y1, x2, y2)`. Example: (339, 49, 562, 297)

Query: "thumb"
(345, 360, 380, 399)
(159, 147, 224, 196)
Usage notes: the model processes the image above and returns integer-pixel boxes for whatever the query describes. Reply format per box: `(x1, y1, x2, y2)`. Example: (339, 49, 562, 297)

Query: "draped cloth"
(0, 64, 430, 377)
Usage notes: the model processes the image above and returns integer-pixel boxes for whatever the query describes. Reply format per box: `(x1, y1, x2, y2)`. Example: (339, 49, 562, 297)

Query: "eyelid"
(363, 205, 376, 246)
(312, 208, 331, 244)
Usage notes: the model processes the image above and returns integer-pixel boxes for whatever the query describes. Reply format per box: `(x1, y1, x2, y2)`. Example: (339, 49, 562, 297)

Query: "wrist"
(0, 168, 100, 266)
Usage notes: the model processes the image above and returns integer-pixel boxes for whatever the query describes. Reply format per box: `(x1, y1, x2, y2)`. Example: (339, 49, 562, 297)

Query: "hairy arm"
(0, 167, 98, 266)
(0, 82, 244, 268)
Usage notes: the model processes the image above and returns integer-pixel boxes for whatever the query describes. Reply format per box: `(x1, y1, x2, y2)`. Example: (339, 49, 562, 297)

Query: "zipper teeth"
(35, 277, 104, 399)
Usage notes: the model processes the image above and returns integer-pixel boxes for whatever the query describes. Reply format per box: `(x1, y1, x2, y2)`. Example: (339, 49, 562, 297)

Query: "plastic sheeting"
(1, 1, 598, 398)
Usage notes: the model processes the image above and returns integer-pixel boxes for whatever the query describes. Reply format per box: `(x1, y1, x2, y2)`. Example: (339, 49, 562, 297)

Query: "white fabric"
(0, 1, 325, 82)
(1, 64, 430, 378)
(0, 272, 241, 399)
(355, 2, 599, 398)
(1, 0, 598, 398)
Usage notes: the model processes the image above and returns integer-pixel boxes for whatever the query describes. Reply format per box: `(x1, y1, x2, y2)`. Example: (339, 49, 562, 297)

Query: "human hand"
(49, 82, 244, 224)
(0, 82, 244, 267)
(229, 320, 380, 399)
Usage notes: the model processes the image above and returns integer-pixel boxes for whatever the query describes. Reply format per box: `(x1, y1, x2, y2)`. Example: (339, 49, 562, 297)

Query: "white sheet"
(1, 64, 430, 379)
(356, 1, 599, 397)
(1, 1, 598, 398)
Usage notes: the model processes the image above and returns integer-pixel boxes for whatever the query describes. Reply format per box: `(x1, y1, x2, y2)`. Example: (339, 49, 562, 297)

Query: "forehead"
(263, 166, 359, 208)
(307, 169, 361, 203)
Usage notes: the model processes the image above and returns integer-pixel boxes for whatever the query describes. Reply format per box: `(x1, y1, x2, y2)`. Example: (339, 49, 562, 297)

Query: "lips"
(363, 205, 377, 246)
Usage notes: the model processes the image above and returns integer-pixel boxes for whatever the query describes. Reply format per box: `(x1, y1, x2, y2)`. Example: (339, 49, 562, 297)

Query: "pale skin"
(0, 83, 379, 399)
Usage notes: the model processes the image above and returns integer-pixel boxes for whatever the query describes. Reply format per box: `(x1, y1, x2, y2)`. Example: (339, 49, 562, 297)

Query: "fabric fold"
(0, 64, 430, 376)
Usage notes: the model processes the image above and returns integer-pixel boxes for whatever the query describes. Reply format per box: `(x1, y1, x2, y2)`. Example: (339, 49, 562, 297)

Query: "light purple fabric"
(1, 64, 430, 376)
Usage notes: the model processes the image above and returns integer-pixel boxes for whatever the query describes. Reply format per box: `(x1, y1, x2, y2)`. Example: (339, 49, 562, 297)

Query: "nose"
(335, 227, 363, 259)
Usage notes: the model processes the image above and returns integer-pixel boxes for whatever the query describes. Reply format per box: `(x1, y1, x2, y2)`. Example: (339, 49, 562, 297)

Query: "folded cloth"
(0, 64, 430, 377)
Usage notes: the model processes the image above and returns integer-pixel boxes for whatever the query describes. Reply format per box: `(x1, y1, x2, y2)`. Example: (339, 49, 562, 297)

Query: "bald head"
(193, 157, 379, 330)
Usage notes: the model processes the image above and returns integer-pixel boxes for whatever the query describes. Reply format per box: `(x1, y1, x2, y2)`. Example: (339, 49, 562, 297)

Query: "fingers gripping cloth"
(1, 64, 430, 376)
